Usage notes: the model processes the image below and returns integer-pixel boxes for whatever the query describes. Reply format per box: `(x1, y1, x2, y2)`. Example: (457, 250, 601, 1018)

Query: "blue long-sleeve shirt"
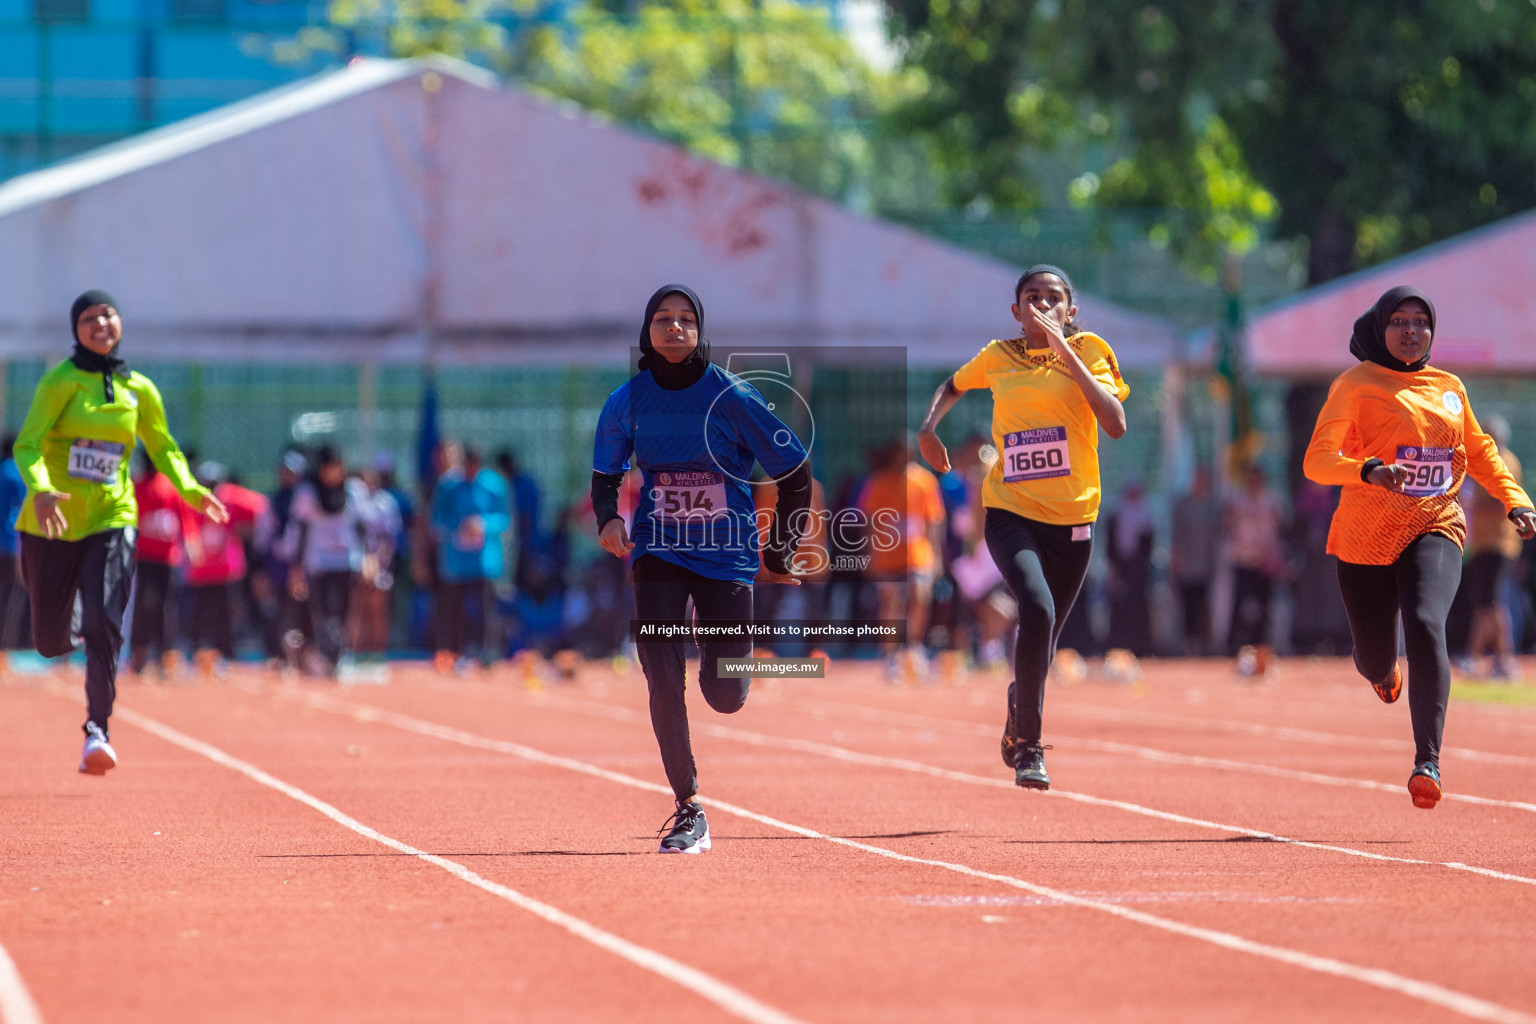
(431, 468, 511, 583)
(0, 459, 26, 557)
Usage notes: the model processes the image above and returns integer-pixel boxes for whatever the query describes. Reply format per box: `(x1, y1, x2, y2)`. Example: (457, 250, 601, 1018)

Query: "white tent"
(1239, 208, 1536, 376)
(0, 57, 1181, 369)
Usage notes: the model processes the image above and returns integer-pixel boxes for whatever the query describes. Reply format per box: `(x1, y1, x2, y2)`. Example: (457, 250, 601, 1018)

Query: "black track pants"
(983, 509, 1093, 747)
(21, 529, 136, 735)
(632, 554, 753, 802)
(1336, 533, 1463, 765)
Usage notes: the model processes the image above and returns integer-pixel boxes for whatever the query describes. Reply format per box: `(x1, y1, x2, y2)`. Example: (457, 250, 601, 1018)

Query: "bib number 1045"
(1002, 427, 1071, 484)
(67, 439, 125, 484)
(1395, 445, 1454, 498)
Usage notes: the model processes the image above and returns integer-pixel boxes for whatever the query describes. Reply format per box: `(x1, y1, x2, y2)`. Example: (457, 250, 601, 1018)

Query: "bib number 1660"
(1009, 448, 1064, 475)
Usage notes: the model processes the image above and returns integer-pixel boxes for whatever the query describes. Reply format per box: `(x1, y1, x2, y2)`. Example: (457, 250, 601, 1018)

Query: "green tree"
(509, 0, 918, 204)
(886, 0, 1536, 283)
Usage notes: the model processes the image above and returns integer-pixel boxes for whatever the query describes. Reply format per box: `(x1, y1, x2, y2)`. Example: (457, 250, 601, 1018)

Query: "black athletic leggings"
(983, 509, 1093, 747)
(1336, 533, 1462, 766)
(21, 528, 136, 736)
(632, 554, 753, 802)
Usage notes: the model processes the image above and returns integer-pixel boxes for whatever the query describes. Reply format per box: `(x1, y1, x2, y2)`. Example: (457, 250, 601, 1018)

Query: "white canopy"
(0, 57, 1182, 368)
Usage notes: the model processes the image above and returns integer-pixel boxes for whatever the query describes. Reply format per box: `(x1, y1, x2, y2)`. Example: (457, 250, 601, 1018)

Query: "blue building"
(0, 0, 854, 181)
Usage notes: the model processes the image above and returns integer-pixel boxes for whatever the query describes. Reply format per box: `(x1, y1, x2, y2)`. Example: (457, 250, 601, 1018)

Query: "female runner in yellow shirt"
(919, 265, 1129, 789)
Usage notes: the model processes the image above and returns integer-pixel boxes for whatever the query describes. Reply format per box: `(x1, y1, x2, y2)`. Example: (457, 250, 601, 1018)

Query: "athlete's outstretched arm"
(917, 375, 963, 473)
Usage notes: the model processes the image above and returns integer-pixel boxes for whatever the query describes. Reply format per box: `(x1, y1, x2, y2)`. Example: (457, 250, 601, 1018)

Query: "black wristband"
(1509, 507, 1534, 523)
(590, 470, 624, 536)
(1360, 458, 1384, 483)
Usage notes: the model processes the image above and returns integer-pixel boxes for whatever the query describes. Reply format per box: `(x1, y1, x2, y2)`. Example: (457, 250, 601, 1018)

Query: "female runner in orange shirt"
(1305, 286, 1535, 809)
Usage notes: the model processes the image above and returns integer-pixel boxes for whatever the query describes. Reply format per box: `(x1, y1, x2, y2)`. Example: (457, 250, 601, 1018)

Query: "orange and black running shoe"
(1408, 762, 1442, 809)
(1372, 665, 1402, 704)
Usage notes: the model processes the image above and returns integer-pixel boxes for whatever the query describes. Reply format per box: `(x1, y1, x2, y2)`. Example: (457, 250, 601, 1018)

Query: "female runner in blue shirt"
(592, 284, 811, 853)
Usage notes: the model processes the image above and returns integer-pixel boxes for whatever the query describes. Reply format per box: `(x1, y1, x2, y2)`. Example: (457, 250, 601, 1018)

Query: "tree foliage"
(509, 0, 918, 202)
(885, 0, 1536, 282)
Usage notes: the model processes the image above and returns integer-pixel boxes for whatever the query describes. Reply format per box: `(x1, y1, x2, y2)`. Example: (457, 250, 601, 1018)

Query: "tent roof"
(0, 57, 1182, 369)
(1238, 207, 1536, 376)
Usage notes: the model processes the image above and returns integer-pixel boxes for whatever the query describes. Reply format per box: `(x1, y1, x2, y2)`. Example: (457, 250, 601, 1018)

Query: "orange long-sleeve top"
(1304, 361, 1532, 566)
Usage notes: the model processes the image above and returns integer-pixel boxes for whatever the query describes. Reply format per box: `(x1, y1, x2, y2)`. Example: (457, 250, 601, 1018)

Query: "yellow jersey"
(953, 332, 1129, 526)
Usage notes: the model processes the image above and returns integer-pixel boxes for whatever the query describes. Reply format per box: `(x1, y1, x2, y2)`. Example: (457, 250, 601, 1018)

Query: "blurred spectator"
(130, 458, 196, 675)
(1169, 466, 1220, 655)
(495, 449, 543, 592)
(432, 444, 510, 671)
(0, 434, 31, 657)
(1465, 415, 1524, 677)
(506, 505, 571, 657)
(944, 441, 1011, 672)
(1226, 463, 1286, 674)
(858, 436, 946, 681)
(1289, 478, 1350, 655)
(375, 452, 415, 643)
(184, 462, 268, 676)
(262, 449, 312, 668)
(1104, 480, 1155, 657)
(753, 471, 831, 656)
(287, 446, 370, 677)
(351, 468, 402, 655)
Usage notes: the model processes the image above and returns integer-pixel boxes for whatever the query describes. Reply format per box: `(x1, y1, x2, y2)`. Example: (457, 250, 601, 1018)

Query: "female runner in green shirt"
(16, 290, 226, 774)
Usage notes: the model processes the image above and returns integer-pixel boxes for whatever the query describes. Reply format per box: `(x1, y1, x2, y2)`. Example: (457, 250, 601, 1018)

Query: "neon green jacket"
(14, 360, 209, 541)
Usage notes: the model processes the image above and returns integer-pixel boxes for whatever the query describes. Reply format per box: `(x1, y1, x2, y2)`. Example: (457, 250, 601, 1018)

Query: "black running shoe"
(1408, 762, 1442, 810)
(1001, 681, 1018, 768)
(657, 800, 711, 854)
(1015, 744, 1051, 790)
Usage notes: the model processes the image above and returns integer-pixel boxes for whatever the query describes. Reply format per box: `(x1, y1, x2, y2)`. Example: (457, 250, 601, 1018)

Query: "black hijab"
(69, 289, 130, 402)
(638, 284, 711, 391)
(1349, 285, 1436, 373)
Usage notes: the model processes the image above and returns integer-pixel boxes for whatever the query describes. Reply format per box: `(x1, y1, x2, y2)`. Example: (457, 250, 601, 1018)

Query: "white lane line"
(112, 707, 807, 1024)
(1044, 701, 1536, 767)
(268, 690, 1536, 1024)
(776, 697, 1536, 815)
(505, 690, 1536, 889)
(0, 940, 44, 1024)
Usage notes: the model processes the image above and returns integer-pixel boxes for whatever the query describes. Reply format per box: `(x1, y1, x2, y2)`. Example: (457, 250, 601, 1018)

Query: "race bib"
(1396, 445, 1454, 498)
(1002, 427, 1071, 484)
(651, 471, 728, 522)
(67, 439, 125, 484)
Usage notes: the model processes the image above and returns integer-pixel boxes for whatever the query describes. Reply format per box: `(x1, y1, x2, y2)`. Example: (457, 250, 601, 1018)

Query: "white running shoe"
(79, 723, 117, 775)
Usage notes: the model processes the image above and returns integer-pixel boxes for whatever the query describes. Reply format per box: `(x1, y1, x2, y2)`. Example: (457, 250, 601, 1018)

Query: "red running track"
(2, 658, 1535, 1024)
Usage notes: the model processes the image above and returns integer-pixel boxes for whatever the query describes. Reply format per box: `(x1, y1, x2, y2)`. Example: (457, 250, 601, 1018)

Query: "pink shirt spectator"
(185, 483, 269, 586)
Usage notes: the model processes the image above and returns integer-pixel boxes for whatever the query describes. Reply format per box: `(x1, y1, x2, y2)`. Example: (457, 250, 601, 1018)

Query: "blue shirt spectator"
(432, 452, 511, 584)
(0, 446, 27, 558)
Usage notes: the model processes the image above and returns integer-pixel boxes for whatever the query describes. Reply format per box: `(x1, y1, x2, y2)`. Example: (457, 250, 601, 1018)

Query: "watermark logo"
(704, 352, 815, 486)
